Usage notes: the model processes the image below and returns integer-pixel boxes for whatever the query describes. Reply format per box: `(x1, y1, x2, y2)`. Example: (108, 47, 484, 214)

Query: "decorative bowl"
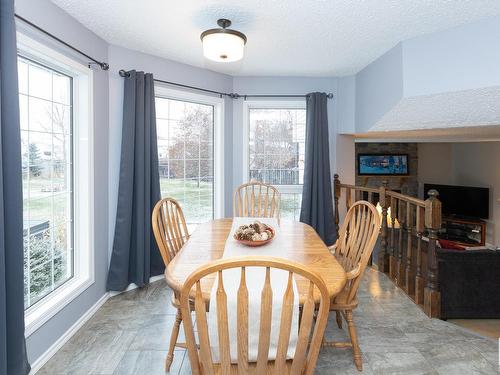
(233, 222, 275, 247)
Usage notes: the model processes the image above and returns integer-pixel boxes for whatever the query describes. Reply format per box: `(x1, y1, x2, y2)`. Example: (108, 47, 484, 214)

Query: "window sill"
(25, 275, 94, 337)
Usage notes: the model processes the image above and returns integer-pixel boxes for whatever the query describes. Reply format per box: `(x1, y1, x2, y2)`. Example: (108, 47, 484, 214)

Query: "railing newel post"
(415, 206, 425, 305)
(424, 189, 442, 318)
(397, 199, 406, 286)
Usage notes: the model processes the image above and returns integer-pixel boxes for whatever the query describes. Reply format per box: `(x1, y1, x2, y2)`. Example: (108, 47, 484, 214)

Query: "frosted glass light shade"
(202, 32, 245, 63)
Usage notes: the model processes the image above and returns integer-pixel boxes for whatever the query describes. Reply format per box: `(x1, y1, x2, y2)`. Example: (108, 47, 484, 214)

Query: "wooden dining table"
(164, 218, 347, 304)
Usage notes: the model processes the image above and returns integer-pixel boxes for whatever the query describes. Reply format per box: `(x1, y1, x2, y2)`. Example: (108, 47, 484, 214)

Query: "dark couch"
(437, 248, 500, 319)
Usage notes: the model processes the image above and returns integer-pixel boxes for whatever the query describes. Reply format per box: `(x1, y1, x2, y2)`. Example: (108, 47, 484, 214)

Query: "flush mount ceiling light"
(200, 19, 247, 63)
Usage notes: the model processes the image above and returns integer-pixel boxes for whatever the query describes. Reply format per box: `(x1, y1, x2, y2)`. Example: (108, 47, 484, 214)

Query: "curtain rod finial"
(101, 63, 109, 71)
(327, 93, 334, 99)
(119, 69, 130, 77)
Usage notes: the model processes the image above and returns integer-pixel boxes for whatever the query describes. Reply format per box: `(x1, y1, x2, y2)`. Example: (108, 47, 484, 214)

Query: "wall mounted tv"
(423, 183, 489, 219)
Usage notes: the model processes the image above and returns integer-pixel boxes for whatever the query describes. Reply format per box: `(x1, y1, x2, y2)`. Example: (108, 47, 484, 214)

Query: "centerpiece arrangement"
(234, 220, 275, 247)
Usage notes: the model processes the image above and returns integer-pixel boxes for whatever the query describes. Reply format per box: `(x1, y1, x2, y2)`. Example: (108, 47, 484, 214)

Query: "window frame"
(242, 100, 306, 218)
(154, 85, 225, 221)
(17, 33, 95, 337)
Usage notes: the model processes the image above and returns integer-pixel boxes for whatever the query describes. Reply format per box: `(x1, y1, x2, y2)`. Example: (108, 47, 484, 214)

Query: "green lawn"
(280, 193, 302, 221)
(160, 178, 213, 224)
(23, 175, 69, 225)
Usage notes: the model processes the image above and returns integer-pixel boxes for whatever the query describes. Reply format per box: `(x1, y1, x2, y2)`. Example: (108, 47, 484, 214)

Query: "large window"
(245, 103, 306, 220)
(155, 88, 223, 229)
(19, 56, 73, 308)
(18, 34, 94, 335)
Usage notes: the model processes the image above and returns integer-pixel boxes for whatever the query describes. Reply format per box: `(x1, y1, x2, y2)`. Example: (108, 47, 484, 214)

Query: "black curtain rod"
(15, 14, 109, 71)
(119, 70, 234, 97)
(119, 70, 333, 99)
(243, 94, 334, 99)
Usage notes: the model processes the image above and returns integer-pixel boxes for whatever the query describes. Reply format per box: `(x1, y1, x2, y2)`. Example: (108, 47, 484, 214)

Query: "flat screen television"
(423, 183, 489, 219)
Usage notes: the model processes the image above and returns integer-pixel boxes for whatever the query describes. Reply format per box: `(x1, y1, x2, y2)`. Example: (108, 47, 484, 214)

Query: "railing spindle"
(405, 202, 414, 296)
(415, 206, 425, 305)
(397, 199, 406, 286)
(389, 196, 398, 279)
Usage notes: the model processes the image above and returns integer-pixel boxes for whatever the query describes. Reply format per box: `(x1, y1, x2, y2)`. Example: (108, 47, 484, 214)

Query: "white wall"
(403, 16, 500, 97)
(452, 142, 500, 246)
(336, 75, 356, 134)
(354, 44, 404, 133)
(334, 134, 355, 221)
(417, 142, 500, 246)
(417, 143, 454, 196)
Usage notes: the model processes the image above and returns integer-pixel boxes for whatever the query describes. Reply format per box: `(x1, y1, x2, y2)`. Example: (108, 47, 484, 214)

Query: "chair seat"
(212, 360, 293, 374)
(330, 288, 358, 310)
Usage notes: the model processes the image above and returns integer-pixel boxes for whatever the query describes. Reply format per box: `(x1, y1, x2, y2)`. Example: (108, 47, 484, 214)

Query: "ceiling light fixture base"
(217, 19, 232, 29)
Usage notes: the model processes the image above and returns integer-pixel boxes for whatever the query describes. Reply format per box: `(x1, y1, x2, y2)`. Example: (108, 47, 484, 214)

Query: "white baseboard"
(108, 274, 165, 297)
(29, 293, 110, 374)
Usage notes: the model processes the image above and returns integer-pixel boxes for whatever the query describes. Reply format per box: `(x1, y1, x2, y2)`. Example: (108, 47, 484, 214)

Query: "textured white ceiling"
(50, 0, 500, 76)
(371, 86, 500, 132)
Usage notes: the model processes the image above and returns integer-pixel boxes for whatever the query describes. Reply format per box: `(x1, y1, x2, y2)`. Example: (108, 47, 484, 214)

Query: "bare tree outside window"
(249, 107, 306, 220)
(156, 97, 214, 230)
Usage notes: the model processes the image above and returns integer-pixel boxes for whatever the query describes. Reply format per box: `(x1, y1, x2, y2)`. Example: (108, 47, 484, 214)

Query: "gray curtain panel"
(107, 71, 163, 291)
(300, 92, 336, 246)
(0, 0, 31, 373)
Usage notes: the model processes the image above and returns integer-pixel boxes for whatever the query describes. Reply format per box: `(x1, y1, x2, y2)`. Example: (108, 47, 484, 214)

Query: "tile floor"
(38, 269, 499, 375)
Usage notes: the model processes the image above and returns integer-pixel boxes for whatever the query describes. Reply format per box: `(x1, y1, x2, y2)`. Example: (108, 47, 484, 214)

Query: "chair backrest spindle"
(233, 181, 281, 221)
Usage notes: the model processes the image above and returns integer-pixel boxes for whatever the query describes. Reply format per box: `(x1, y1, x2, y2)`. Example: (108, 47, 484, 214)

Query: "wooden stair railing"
(333, 174, 442, 318)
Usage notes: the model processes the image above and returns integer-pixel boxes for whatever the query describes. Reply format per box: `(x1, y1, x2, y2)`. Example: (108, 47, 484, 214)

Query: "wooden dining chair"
(180, 256, 330, 375)
(324, 201, 381, 371)
(152, 197, 191, 371)
(233, 181, 280, 221)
